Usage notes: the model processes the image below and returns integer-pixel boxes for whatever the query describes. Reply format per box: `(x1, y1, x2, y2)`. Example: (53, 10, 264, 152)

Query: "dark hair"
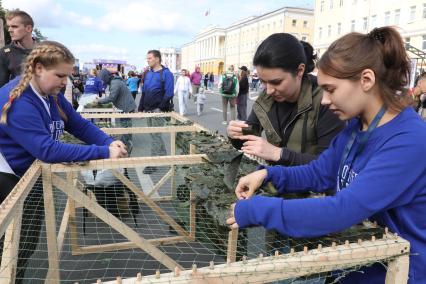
(6, 9, 34, 27)
(416, 72, 426, 85)
(253, 33, 316, 76)
(317, 26, 411, 111)
(147, 50, 162, 63)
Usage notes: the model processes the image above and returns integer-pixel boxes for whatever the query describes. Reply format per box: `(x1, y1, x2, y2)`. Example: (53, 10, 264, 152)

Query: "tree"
(33, 28, 47, 42)
(0, 0, 11, 44)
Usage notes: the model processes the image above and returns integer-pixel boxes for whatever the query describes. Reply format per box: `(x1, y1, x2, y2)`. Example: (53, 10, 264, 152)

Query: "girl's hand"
(235, 169, 267, 199)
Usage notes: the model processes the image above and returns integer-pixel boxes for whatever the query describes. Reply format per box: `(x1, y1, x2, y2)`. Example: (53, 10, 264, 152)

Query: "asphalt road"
(136, 87, 258, 136)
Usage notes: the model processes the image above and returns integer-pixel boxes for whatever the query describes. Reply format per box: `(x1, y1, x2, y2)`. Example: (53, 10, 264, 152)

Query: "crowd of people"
(0, 8, 425, 284)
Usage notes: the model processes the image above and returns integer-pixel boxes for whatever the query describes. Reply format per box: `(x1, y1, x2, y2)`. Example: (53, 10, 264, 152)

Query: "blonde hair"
(89, 68, 97, 76)
(1, 41, 75, 124)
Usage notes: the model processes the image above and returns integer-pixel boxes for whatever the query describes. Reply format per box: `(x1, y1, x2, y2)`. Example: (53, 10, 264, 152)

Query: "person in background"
(126, 70, 140, 100)
(97, 68, 111, 93)
(0, 41, 127, 283)
(209, 72, 214, 90)
(227, 26, 426, 284)
(174, 68, 192, 116)
(237, 66, 249, 121)
(84, 68, 103, 97)
(412, 72, 426, 119)
(190, 66, 202, 100)
(196, 86, 206, 116)
(218, 65, 239, 125)
(138, 50, 174, 171)
(227, 34, 344, 166)
(204, 72, 209, 90)
(138, 50, 174, 112)
(0, 9, 36, 87)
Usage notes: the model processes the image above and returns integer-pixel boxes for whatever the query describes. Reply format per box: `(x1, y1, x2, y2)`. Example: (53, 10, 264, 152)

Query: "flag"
(204, 9, 210, 16)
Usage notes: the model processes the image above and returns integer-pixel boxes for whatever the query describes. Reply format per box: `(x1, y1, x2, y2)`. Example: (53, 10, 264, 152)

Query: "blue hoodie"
(139, 66, 174, 111)
(235, 107, 426, 283)
(0, 77, 113, 176)
(84, 75, 104, 95)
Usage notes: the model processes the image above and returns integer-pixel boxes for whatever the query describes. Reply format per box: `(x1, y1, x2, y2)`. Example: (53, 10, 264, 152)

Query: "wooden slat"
(42, 165, 60, 284)
(81, 112, 175, 119)
(0, 203, 23, 284)
(72, 236, 189, 255)
(52, 174, 183, 271)
(101, 125, 199, 135)
(111, 171, 189, 238)
(386, 254, 410, 284)
(49, 154, 208, 173)
(147, 169, 173, 197)
(226, 228, 238, 263)
(0, 163, 41, 238)
(97, 235, 410, 284)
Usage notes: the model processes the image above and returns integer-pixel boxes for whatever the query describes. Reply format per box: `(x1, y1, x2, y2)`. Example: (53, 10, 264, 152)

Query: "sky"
(4, 0, 314, 70)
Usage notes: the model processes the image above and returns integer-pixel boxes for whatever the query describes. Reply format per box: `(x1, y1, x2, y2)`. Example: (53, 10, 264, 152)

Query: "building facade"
(181, 7, 314, 75)
(314, 0, 426, 57)
(160, 47, 181, 73)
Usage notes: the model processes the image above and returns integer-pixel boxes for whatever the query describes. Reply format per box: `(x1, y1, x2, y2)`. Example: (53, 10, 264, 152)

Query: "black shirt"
(0, 43, 32, 87)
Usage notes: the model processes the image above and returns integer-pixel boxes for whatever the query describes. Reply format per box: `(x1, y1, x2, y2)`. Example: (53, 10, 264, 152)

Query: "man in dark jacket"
(0, 10, 36, 87)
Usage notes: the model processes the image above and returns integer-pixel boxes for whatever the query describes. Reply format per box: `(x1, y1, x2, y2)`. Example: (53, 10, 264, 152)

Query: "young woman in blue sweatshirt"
(0, 41, 128, 282)
(227, 27, 426, 283)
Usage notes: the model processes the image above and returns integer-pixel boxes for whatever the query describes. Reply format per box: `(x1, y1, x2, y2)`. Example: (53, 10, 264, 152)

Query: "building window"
(321, 0, 325, 11)
(385, 11, 390, 25)
(340, 0, 344, 6)
(303, 20, 308, 28)
(292, 19, 297, 27)
(351, 20, 355, 31)
(410, 6, 416, 21)
(319, 27, 323, 39)
(328, 25, 331, 37)
(423, 3, 426, 18)
(362, 17, 368, 30)
(371, 15, 377, 28)
(337, 22, 341, 34)
(423, 35, 426, 50)
(394, 9, 400, 25)
(330, 0, 333, 9)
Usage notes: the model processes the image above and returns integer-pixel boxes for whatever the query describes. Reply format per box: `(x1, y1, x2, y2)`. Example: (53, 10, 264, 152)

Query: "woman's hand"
(235, 169, 267, 199)
(240, 135, 281, 161)
(226, 203, 239, 229)
(227, 120, 249, 139)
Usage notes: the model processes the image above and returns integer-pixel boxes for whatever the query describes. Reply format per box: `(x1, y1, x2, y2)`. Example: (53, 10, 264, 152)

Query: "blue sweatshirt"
(140, 66, 174, 111)
(235, 107, 426, 283)
(126, 76, 140, 92)
(0, 77, 114, 176)
(84, 75, 103, 95)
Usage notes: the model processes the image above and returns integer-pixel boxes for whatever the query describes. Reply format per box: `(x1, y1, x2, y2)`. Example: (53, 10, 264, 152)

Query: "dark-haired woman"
(228, 27, 426, 283)
(227, 33, 344, 166)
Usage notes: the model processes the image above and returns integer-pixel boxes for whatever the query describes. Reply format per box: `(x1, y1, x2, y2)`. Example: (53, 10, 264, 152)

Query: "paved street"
(137, 87, 258, 136)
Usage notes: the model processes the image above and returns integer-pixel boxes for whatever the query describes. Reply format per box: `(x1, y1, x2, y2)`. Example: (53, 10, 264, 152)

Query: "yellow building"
(314, 0, 426, 61)
(181, 7, 314, 75)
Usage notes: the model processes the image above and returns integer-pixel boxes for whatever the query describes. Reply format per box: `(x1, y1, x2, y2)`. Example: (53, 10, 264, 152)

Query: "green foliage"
(0, 1, 11, 44)
(33, 28, 47, 42)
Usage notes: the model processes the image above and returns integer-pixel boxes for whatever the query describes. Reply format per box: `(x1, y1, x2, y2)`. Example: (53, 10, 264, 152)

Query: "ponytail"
(317, 26, 411, 111)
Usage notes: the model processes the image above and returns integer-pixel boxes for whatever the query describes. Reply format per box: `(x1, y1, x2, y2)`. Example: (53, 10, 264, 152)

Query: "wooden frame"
(0, 112, 411, 284)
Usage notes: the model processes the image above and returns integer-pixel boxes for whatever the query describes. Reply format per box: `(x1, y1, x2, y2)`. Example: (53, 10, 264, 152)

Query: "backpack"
(221, 74, 236, 95)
